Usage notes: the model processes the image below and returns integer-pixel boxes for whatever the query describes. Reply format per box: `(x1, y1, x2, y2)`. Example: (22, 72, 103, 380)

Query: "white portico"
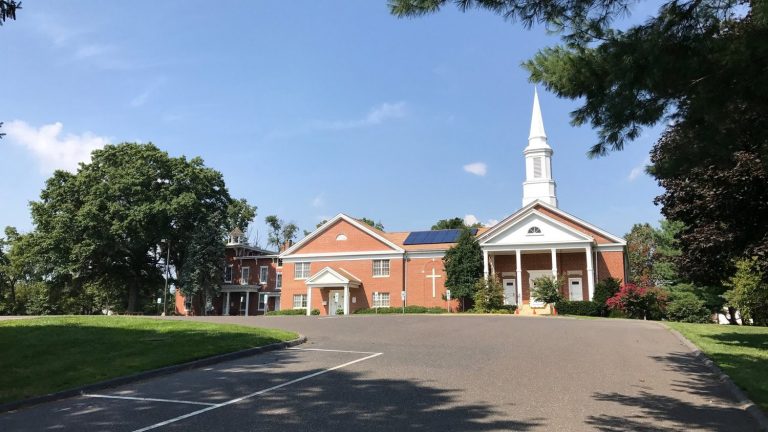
(304, 267, 362, 316)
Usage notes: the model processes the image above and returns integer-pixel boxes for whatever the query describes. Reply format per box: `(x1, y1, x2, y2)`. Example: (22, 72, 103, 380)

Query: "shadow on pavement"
(585, 351, 757, 431)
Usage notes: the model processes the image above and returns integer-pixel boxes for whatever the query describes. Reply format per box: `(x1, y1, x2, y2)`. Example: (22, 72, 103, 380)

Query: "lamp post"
(163, 239, 171, 316)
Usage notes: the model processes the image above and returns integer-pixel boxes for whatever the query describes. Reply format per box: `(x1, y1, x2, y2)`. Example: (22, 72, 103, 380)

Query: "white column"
(225, 292, 230, 315)
(515, 249, 523, 305)
(245, 291, 250, 317)
(551, 248, 558, 277)
(306, 286, 312, 316)
(343, 285, 350, 315)
(483, 249, 489, 279)
(586, 245, 595, 300)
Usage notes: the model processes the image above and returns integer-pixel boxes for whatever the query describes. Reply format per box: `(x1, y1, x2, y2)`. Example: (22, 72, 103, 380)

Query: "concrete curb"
(660, 323, 768, 431)
(0, 335, 307, 414)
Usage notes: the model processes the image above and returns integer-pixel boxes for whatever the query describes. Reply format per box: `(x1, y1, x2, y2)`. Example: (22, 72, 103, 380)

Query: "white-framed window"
(259, 266, 269, 285)
(372, 259, 390, 277)
(258, 293, 267, 311)
(277, 258, 283, 268)
(293, 294, 307, 309)
(372, 292, 390, 308)
(276, 272, 282, 290)
(241, 266, 250, 285)
(224, 265, 233, 283)
(294, 262, 311, 279)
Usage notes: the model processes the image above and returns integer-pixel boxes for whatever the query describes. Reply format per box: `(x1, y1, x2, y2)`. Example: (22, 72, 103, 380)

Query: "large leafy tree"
(265, 216, 299, 250)
(390, 0, 768, 283)
(443, 228, 483, 310)
(30, 143, 255, 312)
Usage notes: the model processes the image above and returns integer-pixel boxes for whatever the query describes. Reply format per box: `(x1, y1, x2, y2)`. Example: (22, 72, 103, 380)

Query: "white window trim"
(372, 259, 390, 278)
(224, 264, 233, 283)
(276, 272, 282, 290)
(293, 294, 308, 309)
(294, 262, 311, 280)
(241, 266, 250, 285)
(259, 266, 269, 285)
(372, 291, 391, 308)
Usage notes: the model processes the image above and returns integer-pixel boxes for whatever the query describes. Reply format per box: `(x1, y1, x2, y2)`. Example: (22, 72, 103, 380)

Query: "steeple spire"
(522, 87, 557, 207)
(529, 87, 547, 141)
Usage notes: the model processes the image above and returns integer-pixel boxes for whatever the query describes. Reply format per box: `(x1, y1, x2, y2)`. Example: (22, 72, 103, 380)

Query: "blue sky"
(1, 1, 665, 247)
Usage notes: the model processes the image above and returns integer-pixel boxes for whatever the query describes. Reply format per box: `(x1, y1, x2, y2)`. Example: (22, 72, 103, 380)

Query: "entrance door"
(502, 279, 517, 306)
(568, 278, 583, 301)
(528, 270, 550, 307)
(274, 297, 281, 312)
(328, 290, 342, 315)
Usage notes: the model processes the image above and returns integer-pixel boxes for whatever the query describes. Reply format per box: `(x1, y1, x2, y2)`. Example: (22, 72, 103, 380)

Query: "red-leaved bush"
(606, 283, 668, 320)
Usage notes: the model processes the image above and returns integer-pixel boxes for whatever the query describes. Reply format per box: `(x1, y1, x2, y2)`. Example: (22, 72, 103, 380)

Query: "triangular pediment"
(281, 213, 404, 257)
(480, 210, 592, 246)
(305, 266, 361, 288)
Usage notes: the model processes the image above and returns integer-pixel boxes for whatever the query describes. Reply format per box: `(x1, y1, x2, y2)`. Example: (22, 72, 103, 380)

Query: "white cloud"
(464, 214, 480, 226)
(4, 120, 109, 173)
(463, 162, 487, 176)
(311, 193, 325, 208)
(464, 214, 498, 227)
(312, 102, 407, 130)
(628, 157, 650, 181)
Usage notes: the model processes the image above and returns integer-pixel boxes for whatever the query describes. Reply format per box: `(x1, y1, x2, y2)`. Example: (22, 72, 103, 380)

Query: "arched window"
(527, 226, 542, 235)
(336, 233, 348, 241)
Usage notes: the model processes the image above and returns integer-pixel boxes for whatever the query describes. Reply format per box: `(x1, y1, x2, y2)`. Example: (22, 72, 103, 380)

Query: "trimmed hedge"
(468, 305, 517, 314)
(266, 309, 307, 316)
(556, 300, 602, 316)
(354, 305, 446, 314)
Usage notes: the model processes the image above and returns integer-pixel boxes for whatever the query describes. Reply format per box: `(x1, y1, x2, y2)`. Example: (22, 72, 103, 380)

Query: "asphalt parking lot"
(1, 315, 763, 431)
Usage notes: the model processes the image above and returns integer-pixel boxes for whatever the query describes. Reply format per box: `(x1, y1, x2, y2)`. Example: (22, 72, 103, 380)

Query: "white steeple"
(522, 88, 558, 207)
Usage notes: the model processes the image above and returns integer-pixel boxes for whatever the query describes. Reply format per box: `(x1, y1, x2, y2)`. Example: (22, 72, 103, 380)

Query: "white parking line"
(131, 352, 383, 432)
(83, 394, 216, 406)
(287, 347, 379, 355)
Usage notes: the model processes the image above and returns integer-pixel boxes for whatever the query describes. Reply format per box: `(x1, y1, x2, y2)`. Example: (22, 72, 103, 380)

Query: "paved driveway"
(1, 315, 763, 431)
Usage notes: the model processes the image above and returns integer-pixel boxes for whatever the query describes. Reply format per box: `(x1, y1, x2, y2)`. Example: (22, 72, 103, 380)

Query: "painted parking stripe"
(287, 347, 379, 355)
(83, 394, 216, 406)
(132, 352, 383, 432)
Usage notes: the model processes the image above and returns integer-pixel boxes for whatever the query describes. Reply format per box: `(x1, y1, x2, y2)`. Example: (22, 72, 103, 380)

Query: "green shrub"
(556, 300, 601, 316)
(666, 292, 712, 323)
(266, 309, 307, 316)
(473, 276, 505, 313)
(353, 305, 446, 314)
(531, 275, 564, 306)
(593, 277, 621, 316)
(311, 308, 320, 315)
(335, 308, 344, 315)
(724, 257, 768, 326)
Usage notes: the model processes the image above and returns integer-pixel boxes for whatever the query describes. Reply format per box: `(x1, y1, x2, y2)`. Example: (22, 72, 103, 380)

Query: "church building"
(176, 90, 627, 316)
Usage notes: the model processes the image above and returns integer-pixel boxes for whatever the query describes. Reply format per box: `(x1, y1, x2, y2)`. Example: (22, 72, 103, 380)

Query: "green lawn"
(666, 322, 768, 411)
(0, 316, 298, 404)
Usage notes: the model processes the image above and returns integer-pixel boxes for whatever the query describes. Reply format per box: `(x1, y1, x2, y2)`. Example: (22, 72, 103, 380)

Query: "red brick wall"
(597, 250, 626, 283)
(291, 219, 395, 254)
(405, 257, 457, 311)
(281, 258, 405, 315)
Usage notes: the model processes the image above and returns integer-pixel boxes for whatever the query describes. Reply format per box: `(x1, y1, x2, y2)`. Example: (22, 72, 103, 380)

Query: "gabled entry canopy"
(305, 267, 362, 289)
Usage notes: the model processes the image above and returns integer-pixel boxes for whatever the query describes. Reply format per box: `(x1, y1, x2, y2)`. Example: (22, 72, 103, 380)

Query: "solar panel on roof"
(403, 228, 479, 245)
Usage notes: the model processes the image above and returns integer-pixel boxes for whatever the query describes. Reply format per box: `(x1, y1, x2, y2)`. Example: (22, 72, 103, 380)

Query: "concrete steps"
(516, 304, 554, 316)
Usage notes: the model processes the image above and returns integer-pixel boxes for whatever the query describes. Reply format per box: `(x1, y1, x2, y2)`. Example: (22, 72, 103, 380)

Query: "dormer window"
(527, 226, 542, 235)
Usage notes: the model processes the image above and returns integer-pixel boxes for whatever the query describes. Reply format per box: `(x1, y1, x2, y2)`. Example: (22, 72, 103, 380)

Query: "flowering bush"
(606, 283, 668, 320)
